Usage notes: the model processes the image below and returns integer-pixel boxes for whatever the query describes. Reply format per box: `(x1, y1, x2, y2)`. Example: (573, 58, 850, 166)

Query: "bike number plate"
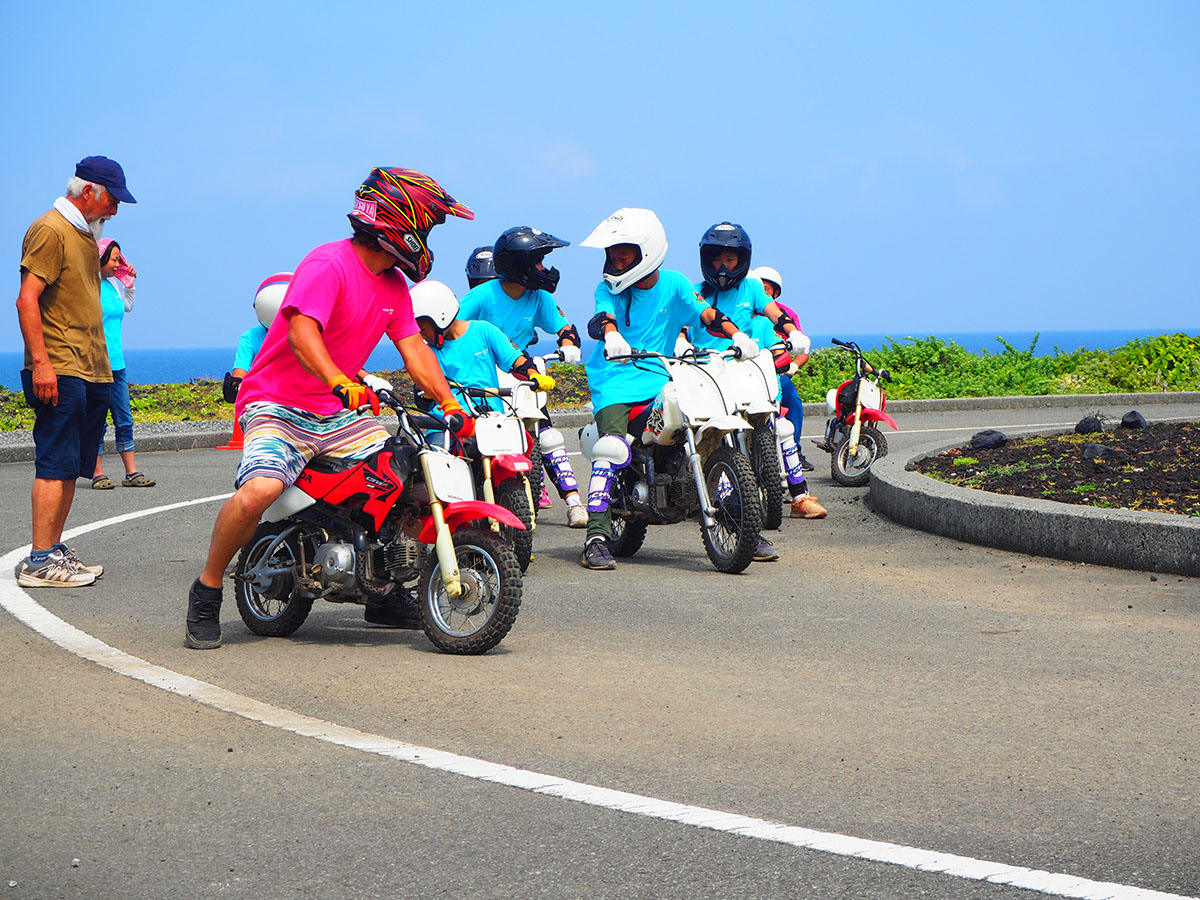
(475, 414, 527, 456)
(426, 453, 476, 504)
(859, 380, 882, 410)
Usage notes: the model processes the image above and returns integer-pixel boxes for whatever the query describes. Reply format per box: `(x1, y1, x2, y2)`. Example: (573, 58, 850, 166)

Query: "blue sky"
(3, 1, 1197, 354)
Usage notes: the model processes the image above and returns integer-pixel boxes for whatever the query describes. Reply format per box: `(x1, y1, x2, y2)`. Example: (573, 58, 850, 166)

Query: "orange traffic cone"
(218, 417, 244, 450)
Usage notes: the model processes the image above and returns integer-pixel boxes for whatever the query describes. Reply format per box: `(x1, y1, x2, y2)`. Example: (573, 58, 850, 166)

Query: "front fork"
(685, 427, 717, 528)
(847, 402, 864, 458)
(481, 457, 537, 533)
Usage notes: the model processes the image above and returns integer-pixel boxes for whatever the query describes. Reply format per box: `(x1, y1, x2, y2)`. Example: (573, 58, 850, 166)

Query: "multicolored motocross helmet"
(347, 167, 474, 283)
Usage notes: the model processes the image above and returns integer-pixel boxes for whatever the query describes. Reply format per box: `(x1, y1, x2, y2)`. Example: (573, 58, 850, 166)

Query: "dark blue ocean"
(0, 328, 1193, 390)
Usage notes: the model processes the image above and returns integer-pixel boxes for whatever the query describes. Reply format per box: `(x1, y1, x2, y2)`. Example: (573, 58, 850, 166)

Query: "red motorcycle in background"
(817, 338, 898, 486)
(233, 389, 524, 655)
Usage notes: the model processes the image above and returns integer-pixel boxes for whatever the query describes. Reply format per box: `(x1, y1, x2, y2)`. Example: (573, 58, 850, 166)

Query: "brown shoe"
(791, 496, 827, 519)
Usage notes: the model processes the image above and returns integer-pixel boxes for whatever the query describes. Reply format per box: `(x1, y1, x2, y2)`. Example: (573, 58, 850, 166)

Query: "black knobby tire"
(235, 521, 315, 637)
(751, 424, 785, 531)
(830, 424, 888, 487)
(418, 527, 522, 655)
(528, 437, 545, 518)
(609, 514, 648, 558)
(493, 477, 534, 573)
(699, 445, 763, 574)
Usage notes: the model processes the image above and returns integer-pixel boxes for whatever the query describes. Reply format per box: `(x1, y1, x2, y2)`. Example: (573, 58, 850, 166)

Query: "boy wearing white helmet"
(411, 280, 588, 526)
(577, 208, 760, 570)
(223, 273, 292, 403)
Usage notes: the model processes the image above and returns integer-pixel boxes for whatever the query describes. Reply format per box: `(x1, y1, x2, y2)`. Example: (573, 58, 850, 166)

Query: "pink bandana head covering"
(97, 238, 136, 288)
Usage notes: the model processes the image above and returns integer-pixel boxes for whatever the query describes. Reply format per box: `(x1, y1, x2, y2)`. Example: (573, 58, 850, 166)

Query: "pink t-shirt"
(236, 239, 418, 418)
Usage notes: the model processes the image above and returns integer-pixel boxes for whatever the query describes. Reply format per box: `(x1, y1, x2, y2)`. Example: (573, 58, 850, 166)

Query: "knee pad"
(776, 416, 795, 441)
(538, 426, 565, 454)
(586, 435, 631, 513)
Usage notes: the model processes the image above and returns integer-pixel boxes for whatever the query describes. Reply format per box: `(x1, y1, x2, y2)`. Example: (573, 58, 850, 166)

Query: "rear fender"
(416, 500, 526, 543)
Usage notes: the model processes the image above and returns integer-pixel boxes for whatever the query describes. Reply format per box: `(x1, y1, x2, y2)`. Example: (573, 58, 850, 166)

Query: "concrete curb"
(869, 427, 1200, 577)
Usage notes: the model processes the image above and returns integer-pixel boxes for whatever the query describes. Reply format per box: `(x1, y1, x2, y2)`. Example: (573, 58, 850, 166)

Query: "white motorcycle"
(580, 350, 764, 574)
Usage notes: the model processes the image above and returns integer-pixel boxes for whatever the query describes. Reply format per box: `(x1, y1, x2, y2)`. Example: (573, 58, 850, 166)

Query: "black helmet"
(493, 226, 569, 294)
(699, 222, 752, 294)
(465, 246, 497, 289)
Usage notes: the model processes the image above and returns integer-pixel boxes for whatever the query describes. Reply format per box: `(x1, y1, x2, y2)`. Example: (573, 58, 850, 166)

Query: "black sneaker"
(185, 578, 223, 649)
(580, 536, 616, 570)
(364, 591, 423, 629)
(799, 453, 815, 472)
(753, 537, 780, 562)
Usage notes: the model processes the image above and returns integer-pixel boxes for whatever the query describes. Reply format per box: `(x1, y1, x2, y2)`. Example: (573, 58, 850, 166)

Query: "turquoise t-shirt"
(99, 279, 127, 371)
(458, 278, 569, 349)
(690, 276, 771, 352)
(233, 324, 268, 372)
(584, 269, 711, 411)
(748, 314, 784, 403)
(428, 320, 523, 413)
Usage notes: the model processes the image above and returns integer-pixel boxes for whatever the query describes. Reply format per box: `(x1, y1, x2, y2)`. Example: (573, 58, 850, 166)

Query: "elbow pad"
(587, 312, 617, 341)
(703, 309, 734, 339)
(557, 324, 580, 347)
(512, 356, 539, 380)
(774, 310, 796, 332)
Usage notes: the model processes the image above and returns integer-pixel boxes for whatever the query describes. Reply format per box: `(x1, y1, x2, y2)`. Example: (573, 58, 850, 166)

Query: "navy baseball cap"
(75, 156, 137, 204)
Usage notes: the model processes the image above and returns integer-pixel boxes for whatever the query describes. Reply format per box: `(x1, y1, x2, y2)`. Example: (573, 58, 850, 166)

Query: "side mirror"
(881, 370, 893, 383)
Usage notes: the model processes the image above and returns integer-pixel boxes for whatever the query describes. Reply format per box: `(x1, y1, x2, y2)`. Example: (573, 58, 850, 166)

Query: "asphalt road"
(1, 401, 1197, 900)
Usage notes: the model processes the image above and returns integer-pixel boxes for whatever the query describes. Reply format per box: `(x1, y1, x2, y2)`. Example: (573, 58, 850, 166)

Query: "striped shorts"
(235, 402, 391, 489)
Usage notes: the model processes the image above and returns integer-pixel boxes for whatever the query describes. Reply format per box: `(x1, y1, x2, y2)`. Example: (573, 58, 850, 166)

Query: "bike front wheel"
(494, 477, 534, 573)
(751, 424, 784, 531)
(831, 424, 888, 487)
(699, 445, 762, 574)
(419, 528, 523, 655)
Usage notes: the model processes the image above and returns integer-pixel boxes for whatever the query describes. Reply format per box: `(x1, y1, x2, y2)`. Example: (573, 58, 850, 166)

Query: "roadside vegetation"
(0, 332, 1196, 431)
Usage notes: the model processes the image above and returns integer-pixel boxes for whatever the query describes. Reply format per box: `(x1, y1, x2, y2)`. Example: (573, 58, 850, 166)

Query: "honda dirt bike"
(582, 349, 763, 573)
(496, 348, 566, 514)
(451, 383, 539, 573)
(233, 389, 525, 655)
(818, 338, 897, 487)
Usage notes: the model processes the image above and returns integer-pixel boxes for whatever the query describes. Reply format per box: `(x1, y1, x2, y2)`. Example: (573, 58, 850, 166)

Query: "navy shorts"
(21, 369, 112, 480)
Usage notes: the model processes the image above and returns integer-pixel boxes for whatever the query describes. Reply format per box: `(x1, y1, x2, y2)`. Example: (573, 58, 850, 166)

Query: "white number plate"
(859, 380, 883, 411)
(474, 414, 527, 456)
(424, 453, 475, 504)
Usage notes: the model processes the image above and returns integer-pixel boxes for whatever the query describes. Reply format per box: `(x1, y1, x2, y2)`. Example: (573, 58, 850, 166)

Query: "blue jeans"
(778, 373, 803, 437)
(98, 367, 134, 456)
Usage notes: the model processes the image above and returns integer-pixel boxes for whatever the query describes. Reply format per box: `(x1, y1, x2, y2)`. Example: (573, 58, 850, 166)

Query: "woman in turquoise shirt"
(91, 239, 154, 489)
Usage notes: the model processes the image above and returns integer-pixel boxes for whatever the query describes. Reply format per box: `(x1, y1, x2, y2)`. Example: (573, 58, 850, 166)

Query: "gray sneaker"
(57, 545, 103, 579)
(15, 551, 96, 588)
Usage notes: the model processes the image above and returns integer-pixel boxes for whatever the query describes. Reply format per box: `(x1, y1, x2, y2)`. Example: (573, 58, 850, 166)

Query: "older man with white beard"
(14, 155, 137, 587)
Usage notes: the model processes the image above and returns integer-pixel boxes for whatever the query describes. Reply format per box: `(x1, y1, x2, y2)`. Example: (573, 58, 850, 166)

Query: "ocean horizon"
(0, 327, 1195, 391)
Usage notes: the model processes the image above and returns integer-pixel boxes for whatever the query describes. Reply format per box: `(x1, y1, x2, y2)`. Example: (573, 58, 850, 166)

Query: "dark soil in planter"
(912, 420, 1200, 517)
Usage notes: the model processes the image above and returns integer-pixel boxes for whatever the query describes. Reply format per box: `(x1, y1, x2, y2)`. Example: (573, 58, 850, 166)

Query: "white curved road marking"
(0, 494, 1191, 900)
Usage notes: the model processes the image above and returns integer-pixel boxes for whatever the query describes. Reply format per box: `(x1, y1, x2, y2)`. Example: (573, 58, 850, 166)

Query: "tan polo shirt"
(20, 208, 112, 382)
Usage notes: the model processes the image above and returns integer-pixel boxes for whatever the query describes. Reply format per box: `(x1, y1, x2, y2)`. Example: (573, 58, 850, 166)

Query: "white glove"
(787, 330, 811, 355)
(604, 330, 632, 360)
(674, 334, 694, 357)
(361, 373, 393, 394)
(730, 331, 759, 359)
(558, 343, 581, 365)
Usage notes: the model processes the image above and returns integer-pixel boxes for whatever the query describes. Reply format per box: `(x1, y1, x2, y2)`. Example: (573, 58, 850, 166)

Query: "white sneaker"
(57, 545, 104, 579)
(566, 504, 587, 528)
(14, 551, 96, 588)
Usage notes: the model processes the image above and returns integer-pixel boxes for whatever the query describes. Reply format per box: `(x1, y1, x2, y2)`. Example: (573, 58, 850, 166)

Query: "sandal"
(91, 475, 115, 490)
(121, 472, 156, 488)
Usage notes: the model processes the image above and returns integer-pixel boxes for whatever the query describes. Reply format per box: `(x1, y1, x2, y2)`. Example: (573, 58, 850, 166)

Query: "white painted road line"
(1, 495, 1193, 900)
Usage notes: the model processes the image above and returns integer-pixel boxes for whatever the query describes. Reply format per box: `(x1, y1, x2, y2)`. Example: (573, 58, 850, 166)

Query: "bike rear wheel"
(831, 424, 888, 487)
(700, 446, 762, 574)
(235, 521, 315, 637)
(494, 477, 534, 572)
(419, 528, 522, 655)
(609, 514, 648, 557)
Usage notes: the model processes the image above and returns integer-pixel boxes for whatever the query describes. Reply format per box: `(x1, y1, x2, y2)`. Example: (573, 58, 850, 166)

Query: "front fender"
(491, 453, 533, 485)
(696, 414, 753, 440)
(417, 499, 526, 543)
(849, 408, 898, 431)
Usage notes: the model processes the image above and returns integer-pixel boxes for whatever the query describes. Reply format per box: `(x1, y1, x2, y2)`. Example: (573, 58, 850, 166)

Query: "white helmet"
(408, 279, 459, 331)
(253, 273, 292, 328)
(580, 208, 668, 294)
(749, 266, 782, 296)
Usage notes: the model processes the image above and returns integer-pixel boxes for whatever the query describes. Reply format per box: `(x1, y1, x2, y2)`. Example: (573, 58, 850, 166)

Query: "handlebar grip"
(831, 338, 851, 348)
(408, 413, 449, 431)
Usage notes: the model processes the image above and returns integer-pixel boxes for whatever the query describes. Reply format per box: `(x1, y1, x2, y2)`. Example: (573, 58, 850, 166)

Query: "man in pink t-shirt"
(185, 168, 476, 650)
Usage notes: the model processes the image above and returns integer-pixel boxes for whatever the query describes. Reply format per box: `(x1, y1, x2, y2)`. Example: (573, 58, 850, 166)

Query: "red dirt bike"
(818, 338, 898, 487)
(233, 389, 524, 655)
